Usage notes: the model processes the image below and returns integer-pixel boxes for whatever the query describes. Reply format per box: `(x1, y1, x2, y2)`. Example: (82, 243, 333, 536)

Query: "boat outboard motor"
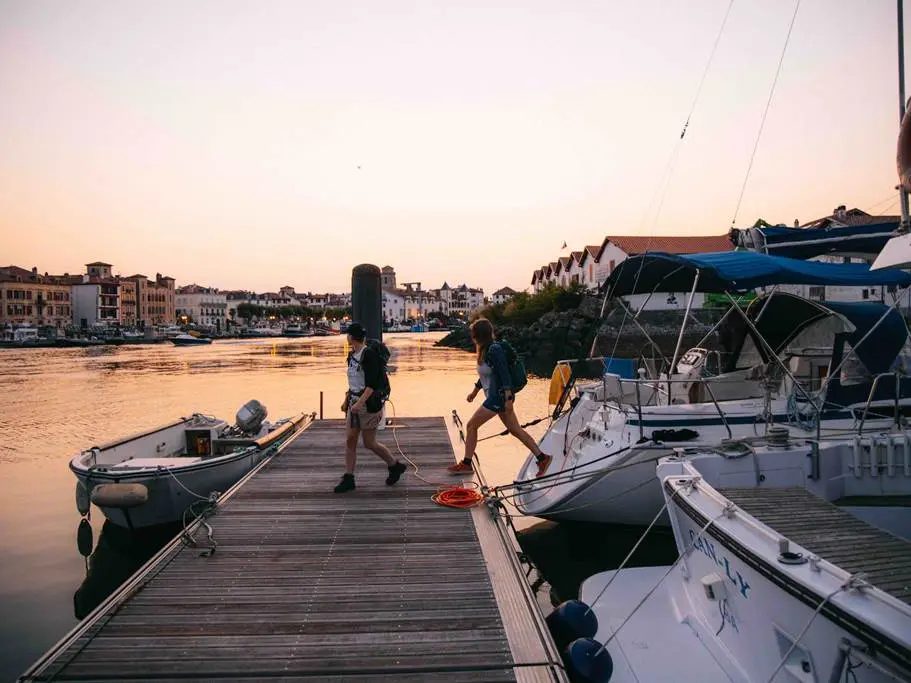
(236, 400, 268, 434)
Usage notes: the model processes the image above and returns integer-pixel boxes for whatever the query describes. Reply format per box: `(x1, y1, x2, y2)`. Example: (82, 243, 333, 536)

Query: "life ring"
(897, 101, 911, 192)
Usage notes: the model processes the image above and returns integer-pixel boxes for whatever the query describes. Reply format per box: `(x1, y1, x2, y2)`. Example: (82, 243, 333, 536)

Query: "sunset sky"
(0, 1, 906, 294)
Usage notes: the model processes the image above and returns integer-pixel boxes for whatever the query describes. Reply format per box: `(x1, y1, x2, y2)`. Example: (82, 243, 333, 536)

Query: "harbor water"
(0, 333, 555, 680)
(0, 332, 677, 681)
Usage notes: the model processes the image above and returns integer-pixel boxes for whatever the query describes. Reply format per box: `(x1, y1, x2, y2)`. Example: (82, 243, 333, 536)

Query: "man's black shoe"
(386, 461, 407, 486)
(334, 474, 355, 493)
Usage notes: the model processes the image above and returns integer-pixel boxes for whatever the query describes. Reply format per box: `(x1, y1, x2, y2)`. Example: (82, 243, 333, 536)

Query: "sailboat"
(542, 5, 911, 682)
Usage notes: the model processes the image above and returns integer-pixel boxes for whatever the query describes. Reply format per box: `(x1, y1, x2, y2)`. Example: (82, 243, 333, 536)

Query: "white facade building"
(382, 290, 406, 323)
(531, 235, 732, 310)
(72, 279, 121, 328)
(175, 285, 228, 330)
(491, 287, 519, 305)
(380, 268, 485, 322)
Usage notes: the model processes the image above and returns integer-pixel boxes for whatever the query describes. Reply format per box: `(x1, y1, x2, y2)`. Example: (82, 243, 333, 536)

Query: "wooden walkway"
(21, 417, 566, 683)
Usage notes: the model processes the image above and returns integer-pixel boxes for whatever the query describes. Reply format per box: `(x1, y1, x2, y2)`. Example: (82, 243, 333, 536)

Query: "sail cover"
(603, 251, 911, 296)
(729, 220, 898, 260)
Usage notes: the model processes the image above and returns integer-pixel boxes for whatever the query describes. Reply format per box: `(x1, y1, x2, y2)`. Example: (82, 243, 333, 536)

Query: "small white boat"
(71, 402, 311, 529)
(170, 333, 212, 345)
(577, 435, 911, 682)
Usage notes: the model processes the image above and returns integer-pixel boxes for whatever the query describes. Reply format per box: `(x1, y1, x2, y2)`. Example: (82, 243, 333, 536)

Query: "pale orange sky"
(0, 1, 906, 294)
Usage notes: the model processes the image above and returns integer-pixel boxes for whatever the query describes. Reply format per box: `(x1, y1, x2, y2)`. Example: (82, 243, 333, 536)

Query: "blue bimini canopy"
(730, 220, 899, 260)
(603, 251, 911, 296)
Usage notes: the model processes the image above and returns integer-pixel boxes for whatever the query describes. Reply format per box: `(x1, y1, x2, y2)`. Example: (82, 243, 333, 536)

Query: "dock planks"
(21, 417, 565, 683)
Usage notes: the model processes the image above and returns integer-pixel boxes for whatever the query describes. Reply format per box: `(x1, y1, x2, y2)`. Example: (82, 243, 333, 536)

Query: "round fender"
(562, 637, 614, 683)
(77, 518, 94, 557)
(545, 600, 599, 652)
(76, 480, 91, 516)
(91, 483, 149, 509)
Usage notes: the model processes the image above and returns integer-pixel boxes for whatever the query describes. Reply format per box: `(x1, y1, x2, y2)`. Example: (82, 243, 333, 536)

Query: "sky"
(0, 0, 907, 294)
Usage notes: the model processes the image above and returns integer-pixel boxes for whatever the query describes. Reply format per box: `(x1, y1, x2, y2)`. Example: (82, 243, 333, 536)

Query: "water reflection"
(1, 333, 554, 681)
(73, 521, 179, 620)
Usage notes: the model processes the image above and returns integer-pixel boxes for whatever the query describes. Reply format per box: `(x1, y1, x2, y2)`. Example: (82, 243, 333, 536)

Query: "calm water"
(0, 333, 554, 681)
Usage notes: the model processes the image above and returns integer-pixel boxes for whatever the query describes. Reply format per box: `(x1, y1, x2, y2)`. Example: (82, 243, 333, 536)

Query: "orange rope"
(431, 484, 485, 508)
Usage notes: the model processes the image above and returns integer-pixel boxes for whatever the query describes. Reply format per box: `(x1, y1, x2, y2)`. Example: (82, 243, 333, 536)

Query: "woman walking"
(448, 318, 552, 477)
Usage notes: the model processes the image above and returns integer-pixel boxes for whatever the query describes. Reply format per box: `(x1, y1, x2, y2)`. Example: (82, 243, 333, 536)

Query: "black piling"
(351, 263, 383, 342)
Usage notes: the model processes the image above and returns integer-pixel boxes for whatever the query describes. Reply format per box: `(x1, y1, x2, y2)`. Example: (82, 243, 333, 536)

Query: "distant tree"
(236, 302, 256, 323)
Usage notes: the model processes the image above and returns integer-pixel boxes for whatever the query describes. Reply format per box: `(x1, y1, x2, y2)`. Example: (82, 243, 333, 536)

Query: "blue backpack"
(497, 340, 528, 393)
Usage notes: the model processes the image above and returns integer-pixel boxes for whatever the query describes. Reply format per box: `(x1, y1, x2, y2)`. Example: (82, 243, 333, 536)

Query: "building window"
(862, 289, 869, 300)
(808, 286, 825, 300)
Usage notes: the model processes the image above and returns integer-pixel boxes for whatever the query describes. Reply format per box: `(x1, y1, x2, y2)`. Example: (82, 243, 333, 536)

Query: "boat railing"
(857, 372, 903, 433)
(607, 375, 734, 441)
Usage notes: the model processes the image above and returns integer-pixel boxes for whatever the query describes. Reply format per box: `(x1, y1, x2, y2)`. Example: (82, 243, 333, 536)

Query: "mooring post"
(351, 264, 383, 342)
(319, 391, 324, 420)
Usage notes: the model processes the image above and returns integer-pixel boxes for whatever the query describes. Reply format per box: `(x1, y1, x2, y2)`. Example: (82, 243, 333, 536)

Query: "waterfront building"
(175, 285, 228, 331)
(490, 287, 518, 305)
(121, 272, 176, 329)
(767, 206, 902, 304)
(119, 279, 137, 328)
(532, 234, 730, 310)
(380, 267, 483, 323)
(0, 266, 72, 329)
(382, 289, 405, 324)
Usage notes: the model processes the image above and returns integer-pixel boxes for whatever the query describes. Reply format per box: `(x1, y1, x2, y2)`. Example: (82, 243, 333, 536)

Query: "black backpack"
(365, 338, 392, 398)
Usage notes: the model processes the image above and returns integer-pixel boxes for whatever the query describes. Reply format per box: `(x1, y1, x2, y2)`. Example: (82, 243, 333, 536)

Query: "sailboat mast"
(900, 0, 910, 229)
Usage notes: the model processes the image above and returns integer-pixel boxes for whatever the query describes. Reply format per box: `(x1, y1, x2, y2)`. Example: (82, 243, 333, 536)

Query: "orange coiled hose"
(432, 485, 485, 508)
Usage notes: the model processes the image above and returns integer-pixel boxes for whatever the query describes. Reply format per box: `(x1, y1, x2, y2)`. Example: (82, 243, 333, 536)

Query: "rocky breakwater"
(436, 297, 728, 378)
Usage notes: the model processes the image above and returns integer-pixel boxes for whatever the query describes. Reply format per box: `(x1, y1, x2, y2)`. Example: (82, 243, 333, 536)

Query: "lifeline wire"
(730, 0, 801, 228)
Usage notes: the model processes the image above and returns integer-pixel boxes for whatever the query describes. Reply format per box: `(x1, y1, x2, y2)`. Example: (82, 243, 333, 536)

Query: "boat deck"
(720, 487, 911, 606)
(21, 417, 565, 682)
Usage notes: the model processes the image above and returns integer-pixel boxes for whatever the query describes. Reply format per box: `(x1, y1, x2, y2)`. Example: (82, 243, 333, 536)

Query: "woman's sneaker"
(446, 460, 474, 475)
(535, 454, 552, 478)
(333, 473, 355, 493)
(386, 461, 407, 485)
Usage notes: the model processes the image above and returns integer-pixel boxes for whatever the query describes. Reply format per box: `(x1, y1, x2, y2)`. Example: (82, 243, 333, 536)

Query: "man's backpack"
(365, 338, 392, 398)
(497, 340, 528, 393)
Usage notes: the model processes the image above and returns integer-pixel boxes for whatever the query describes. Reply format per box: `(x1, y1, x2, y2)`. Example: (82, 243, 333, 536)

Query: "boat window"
(735, 335, 763, 370)
(780, 315, 846, 357)
(839, 342, 873, 386)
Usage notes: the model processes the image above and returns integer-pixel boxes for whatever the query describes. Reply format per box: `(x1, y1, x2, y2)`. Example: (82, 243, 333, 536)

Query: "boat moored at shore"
(70, 403, 312, 529)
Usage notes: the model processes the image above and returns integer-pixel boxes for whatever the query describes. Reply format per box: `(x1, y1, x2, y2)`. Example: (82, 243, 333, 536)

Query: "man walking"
(334, 322, 406, 493)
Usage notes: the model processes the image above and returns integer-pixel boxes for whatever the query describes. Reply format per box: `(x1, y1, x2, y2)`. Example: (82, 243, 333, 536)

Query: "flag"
(561, 241, 567, 249)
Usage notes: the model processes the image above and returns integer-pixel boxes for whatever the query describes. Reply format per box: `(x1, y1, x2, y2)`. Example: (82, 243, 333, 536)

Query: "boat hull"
(74, 449, 267, 528)
(71, 413, 309, 529)
(514, 391, 901, 524)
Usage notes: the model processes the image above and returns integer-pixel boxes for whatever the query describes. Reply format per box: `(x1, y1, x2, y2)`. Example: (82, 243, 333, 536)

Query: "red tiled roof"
(570, 251, 584, 264)
(607, 235, 732, 255)
(493, 287, 517, 296)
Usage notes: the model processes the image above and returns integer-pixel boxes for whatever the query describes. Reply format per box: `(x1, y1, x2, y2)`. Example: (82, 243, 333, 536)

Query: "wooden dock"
(21, 417, 567, 682)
